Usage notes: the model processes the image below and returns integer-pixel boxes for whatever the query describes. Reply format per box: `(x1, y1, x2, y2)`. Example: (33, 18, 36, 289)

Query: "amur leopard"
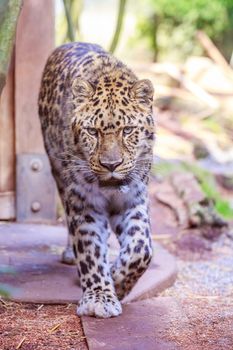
(38, 42, 155, 318)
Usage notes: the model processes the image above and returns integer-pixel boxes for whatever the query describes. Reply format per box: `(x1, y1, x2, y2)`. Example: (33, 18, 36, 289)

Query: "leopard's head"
(71, 74, 155, 186)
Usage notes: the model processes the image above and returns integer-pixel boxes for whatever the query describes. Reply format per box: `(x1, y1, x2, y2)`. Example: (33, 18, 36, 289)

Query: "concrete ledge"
(0, 223, 177, 303)
(82, 298, 187, 350)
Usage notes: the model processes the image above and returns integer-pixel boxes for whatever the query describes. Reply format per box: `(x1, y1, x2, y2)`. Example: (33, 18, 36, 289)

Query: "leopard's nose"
(99, 159, 123, 172)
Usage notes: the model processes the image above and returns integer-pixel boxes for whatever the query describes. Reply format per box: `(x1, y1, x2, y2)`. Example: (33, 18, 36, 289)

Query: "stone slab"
(0, 222, 177, 304)
(82, 296, 233, 350)
(82, 297, 191, 350)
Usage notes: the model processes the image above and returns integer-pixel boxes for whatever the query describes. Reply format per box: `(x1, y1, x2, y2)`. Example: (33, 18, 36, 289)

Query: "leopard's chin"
(98, 176, 131, 188)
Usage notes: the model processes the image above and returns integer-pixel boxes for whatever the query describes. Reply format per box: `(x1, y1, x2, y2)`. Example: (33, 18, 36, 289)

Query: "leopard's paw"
(77, 291, 122, 318)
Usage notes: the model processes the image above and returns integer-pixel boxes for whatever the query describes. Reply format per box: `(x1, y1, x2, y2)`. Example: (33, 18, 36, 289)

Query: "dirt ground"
(0, 302, 87, 350)
(165, 297, 233, 350)
(1, 298, 233, 350)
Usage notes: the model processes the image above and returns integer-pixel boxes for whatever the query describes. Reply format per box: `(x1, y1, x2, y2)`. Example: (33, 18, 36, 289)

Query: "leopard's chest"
(84, 180, 146, 215)
(102, 186, 132, 213)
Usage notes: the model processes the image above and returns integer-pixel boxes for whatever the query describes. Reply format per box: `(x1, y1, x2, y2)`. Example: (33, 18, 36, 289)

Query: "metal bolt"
(30, 159, 43, 172)
(31, 201, 41, 212)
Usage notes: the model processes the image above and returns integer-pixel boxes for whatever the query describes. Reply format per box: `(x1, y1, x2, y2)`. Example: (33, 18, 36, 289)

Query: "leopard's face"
(71, 76, 155, 186)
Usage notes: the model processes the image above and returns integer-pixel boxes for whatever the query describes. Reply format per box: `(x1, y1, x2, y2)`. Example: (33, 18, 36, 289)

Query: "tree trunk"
(109, 0, 127, 54)
(0, 0, 22, 95)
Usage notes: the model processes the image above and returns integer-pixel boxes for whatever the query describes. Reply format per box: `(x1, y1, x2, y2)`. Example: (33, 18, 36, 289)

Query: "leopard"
(38, 42, 155, 318)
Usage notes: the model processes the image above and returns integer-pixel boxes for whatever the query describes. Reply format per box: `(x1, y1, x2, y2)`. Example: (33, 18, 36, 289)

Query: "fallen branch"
(48, 323, 61, 333)
(196, 30, 233, 80)
(16, 337, 26, 349)
(154, 180, 189, 227)
(37, 304, 44, 311)
(151, 63, 219, 109)
(171, 172, 227, 228)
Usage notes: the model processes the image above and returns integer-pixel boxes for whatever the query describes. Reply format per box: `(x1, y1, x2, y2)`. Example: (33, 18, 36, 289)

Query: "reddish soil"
(166, 297, 233, 350)
(0, 302, 87, 350)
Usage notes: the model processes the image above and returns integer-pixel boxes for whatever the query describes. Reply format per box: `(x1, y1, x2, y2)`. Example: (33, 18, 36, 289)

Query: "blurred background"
(55, 0, 233, 222)
(55, 0, 233, 297)
(0, 0, 233, 302)
(56, 0, 233, 62)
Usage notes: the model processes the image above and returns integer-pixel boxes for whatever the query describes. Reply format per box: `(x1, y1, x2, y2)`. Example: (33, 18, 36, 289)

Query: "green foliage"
(136, 0, 233, 61)
(0, 266, 14, 298)
(0, 285, 11, 298)
(57, 0, 83, 45)
(153, 160, 233, 219)
(0, 0, 22, 94)
(109, 0, 127, 53)
(57, 0, 128, 54)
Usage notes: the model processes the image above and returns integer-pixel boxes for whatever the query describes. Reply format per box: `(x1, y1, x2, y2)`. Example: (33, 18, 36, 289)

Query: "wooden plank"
(14, 0, 56, 223)
(0, 54, 15, 219)
(15, 0, 54, 154)
(0, 192, 15, 219)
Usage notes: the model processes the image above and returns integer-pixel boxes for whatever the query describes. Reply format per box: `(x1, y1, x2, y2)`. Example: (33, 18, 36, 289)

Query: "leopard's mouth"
(98, 176, 131, 188)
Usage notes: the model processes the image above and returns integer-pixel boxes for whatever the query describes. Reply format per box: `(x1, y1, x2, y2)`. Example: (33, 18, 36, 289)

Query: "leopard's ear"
(131, 79, 154, 109)
(72, 78, 95, 103)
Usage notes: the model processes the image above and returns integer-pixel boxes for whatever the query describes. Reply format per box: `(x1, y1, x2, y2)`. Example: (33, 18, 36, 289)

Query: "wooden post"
(15, 0, 54, 155)
(0, 56, 15, 220)
(15, 0, 56, 223)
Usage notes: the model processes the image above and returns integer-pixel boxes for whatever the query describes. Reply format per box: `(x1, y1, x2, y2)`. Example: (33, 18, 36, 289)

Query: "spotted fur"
(38, 42, 155, 318)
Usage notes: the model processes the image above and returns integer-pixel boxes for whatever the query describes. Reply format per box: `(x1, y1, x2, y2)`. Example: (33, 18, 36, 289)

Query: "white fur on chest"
(84, 182, 141, 213)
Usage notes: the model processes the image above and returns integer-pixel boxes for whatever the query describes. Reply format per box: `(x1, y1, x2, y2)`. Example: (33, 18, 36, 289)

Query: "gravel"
(162, 231, 233, 298)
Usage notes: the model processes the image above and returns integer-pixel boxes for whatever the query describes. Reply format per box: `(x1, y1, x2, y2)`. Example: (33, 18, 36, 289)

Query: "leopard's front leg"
(110, 202, 153, 300)
(68, 209, 122, 318)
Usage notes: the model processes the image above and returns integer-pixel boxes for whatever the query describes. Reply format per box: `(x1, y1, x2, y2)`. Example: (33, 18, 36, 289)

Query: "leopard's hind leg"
(52, 166, 76, 265)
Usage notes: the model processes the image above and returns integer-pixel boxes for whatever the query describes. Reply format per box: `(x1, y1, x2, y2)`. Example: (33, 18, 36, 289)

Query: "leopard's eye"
(123, 126, 135, 135)
(86, 127, 98, 136)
